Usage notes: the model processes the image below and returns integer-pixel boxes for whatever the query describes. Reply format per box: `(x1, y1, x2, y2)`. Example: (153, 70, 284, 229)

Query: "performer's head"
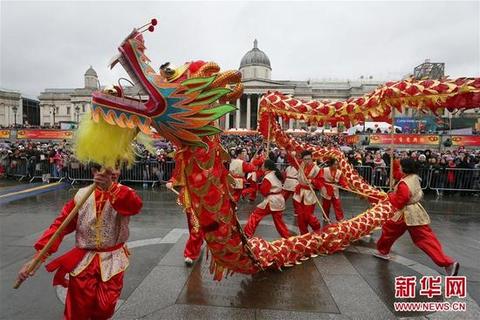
(399, 158, 418, 176)
(264, 159, 283, 181)
(91, 162, 121, 183)
(328, 157, 339, 170)
(235, 148, 247, 160)
(301, 150, 313, 165)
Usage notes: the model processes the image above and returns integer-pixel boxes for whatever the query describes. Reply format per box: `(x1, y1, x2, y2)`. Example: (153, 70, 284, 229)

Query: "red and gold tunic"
(229, 158, 256, 189)
(388, 174, 430, 226)
(247, 155, 265, 183)
(256, 171, 285, 211)
(319, 167, 348, 200)
(35, 183, 142, 287)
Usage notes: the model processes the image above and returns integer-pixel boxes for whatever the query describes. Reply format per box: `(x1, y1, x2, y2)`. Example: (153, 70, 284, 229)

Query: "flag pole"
(389, 108, 395, 191)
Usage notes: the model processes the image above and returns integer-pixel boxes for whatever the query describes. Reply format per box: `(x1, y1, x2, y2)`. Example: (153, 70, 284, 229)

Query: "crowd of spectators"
(1, 134, 479, 193)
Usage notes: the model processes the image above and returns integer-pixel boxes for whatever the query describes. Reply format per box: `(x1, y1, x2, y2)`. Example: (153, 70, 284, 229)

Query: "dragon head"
(90, 18, 243, 148)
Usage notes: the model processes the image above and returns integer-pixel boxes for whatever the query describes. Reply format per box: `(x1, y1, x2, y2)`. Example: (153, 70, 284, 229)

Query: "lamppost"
(12, 105, 18, 127)
(75, 105, 80, 122)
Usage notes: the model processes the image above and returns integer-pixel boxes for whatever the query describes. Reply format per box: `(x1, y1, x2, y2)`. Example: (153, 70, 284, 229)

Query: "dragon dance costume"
(168, 149, 204, 262)
(288, 154, 323, 235)
(374, 162, 458, 274)
(34, 183, 142, 320)
(229, 153, 256, 203)
(242, 154, 265, 201)
(281, 164, 299, 201)
(319, 166, 348, 221)
(244, 169, 291, 239)
(20, 20, 475, 285)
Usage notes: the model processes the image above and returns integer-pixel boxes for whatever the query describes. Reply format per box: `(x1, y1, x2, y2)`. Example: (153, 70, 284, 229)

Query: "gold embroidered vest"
(70, 186, 130, 281)
(392, 174, 431, 226)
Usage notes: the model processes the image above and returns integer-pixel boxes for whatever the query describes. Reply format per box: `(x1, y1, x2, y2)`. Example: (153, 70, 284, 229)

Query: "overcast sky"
(1, 0, 479, 97)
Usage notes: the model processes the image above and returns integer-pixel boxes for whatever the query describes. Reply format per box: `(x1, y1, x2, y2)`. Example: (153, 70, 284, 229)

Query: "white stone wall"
(240, 66, 271, 80)
(85, 75, 98, 89)
(0, 91, 22, 127)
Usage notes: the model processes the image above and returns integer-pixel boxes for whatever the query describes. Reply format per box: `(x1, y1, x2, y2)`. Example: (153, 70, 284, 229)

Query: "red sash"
(267, 191, 282, 195)
(45, 242, 124, 287)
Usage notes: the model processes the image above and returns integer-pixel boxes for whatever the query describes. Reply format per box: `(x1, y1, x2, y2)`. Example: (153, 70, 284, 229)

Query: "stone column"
(246, 95, 251, 130)
(256, 95, 261, 130)
(289, 119, 294, 130)
(236, 99, 241, 129)
(225, 111, 230, 130)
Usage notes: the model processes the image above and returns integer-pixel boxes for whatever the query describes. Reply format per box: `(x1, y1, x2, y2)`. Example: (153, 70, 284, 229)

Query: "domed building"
(39, 66, 100, 126)
(84, 66, 99, 89)
(239, 40, 271, 80)
(223, 40, 384, 131)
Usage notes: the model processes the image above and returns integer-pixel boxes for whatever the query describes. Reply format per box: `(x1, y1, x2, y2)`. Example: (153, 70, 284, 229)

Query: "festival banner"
(369, 134, 440, 145)
(345, 135, 360, 144)
(449, 135, 480, 147)
(16, 130, 74, 140)
(0, 130, 10, 139)
(223, 130, 259, 136)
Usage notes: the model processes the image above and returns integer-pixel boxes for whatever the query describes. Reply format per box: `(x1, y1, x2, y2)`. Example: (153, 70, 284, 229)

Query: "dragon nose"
(108, 53, 122, 69)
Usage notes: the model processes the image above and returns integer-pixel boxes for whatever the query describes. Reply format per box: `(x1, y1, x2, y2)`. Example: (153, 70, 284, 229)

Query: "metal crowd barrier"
(353, 165, 430, 190)
(119, 161, 175, 187)
(68, 161, 94, 184)
(66, 160, 176, 187)
(2, 158, 479, 192)
(428, 168, 480, 192)
(28, 159, 52, 183)
(6, 157, 28, 180)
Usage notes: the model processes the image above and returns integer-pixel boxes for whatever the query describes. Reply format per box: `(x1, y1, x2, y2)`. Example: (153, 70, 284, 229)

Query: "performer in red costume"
(319, 158, 349, 222)
(17, 165, 143, 320)
(288, 150, 323, 234)
(242, 149, 265, 201)
(166, 148, 203, 266)
(373, 158, 459, 276)
(244, 159, 291, 238)
(229, 148, 256, 203)
(282, 161, 299, 201)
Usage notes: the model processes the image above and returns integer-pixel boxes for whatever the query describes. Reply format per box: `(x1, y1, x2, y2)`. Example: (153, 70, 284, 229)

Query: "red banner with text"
(16, 130, 74, 140)
(369, 134, 440, 145)
(0, 130, 10, 139)
(345, 135, 360, 144)
(450, 135, 480, 147)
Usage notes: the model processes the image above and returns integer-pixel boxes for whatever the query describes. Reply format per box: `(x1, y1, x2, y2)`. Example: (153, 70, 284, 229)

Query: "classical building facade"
(0, 90, 22, 127)
(227, 40, 384, 130)
(0, 89, 40, 127)
(38, 66, 99, 126)
(35, 45, 478, 132)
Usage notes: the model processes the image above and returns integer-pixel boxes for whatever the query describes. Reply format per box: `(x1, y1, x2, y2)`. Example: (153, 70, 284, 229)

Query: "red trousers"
(293, 199, 321, 234)
(282, 190, 294, 201)
(184, 209, 204, 259)
(322, 197, 344, 221)
(65, 255, 124, 320)
(377, 219, 454, 267)
(242, 181, 258, 201)
(244, 205, 291, 238)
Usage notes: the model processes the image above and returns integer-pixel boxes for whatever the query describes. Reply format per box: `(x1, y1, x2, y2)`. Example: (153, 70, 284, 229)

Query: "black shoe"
(445, 261, 459, 276)
(184, 257, 194, 266)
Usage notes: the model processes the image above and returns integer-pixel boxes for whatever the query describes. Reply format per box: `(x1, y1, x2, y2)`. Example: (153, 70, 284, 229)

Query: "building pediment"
(242, 78, 290, 86)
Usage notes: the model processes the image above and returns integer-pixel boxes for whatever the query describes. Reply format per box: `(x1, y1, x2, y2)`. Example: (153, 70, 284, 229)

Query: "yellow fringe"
(74, 112, 138, 168)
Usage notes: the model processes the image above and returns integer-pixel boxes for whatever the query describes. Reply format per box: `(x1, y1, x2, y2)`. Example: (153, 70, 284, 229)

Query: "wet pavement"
(0, 182, 479, 319)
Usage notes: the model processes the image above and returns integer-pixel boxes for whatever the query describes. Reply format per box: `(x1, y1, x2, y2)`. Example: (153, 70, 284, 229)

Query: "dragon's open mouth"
(90, 24, 166, 133)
